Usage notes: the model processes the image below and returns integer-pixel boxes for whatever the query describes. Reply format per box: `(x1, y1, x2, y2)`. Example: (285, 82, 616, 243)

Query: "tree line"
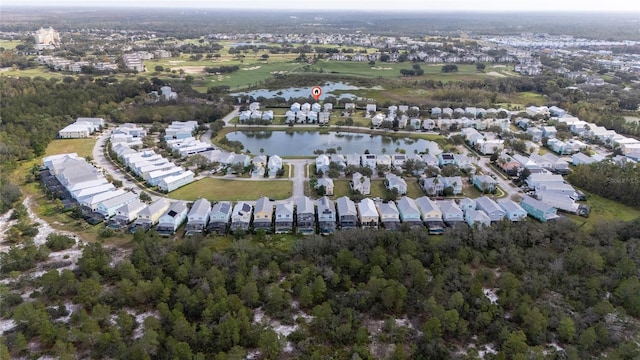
(2, 216, 639, 359)
(567, 162, 640, 209)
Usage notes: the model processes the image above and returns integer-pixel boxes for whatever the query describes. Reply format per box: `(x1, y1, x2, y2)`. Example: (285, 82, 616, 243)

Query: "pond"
(225, 130, 443, 157)
(230, 81, 363, 100)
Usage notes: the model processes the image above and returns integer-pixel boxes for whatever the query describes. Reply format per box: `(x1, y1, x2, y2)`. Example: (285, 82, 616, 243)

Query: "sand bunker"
(176, 66, 206, 74)
(371, 66, 393, 70)
(485, 71, 506, 77)
(242, 66, 262, 71)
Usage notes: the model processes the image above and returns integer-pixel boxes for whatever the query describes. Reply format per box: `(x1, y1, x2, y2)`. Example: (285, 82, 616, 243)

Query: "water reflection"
(225, 131, 442, 156)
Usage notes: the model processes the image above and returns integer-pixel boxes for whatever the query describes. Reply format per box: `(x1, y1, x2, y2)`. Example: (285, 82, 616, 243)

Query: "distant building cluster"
(41, 153, 137, 220)
(111, 145, 194, 193)
(239, 103, 275, 122)
(58, 117, 105, 139)
(121, 50, 172, 72)
(34, 27, 60, 50)
(37, 56, 118, 73)
(285, 102, 332, 124)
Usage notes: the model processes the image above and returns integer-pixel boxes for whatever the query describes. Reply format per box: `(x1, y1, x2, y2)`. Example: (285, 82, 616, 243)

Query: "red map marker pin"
(311, 86, 322, 101)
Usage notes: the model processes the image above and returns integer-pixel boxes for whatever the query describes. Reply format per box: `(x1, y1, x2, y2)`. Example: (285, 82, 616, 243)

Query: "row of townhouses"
(138, 194, 558, 237)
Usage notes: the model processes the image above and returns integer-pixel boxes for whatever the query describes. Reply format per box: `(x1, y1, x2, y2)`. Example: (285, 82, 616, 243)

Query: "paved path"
(457, 145, 521, 199)
(93, 130, 165, 202)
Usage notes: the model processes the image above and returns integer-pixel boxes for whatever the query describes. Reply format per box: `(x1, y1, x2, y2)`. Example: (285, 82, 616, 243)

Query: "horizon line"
(1, 5, 638, 13)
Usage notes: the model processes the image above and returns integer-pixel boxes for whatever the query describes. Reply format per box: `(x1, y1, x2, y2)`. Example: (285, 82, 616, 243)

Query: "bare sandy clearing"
(176, 66, 206, 74)
(485, 71, 506, 77)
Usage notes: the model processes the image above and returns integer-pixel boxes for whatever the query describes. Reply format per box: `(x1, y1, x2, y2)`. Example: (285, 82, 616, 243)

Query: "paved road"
(457, 145, 521, 199)
(289, 159, 310, 199)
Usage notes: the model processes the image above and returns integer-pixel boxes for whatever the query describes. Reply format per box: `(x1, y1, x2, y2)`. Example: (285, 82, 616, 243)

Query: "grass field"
(331, 178, 424, 199)
(0, 67, 68, 79)
(0, 40, 22, 50)
(170, 178, 293, 201)
(44, 138, 97, 159)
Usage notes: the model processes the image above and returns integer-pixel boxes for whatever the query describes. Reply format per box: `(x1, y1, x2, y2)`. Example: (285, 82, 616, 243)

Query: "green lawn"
(0, 67, 68, 79)
(45, 138, 97, 159)
(0, 40, 22, 50)
(332, 179, 352, 198)
(170, 178, 293, 201)
(405, 180, 424, 198)
(330, 177, 423, 199)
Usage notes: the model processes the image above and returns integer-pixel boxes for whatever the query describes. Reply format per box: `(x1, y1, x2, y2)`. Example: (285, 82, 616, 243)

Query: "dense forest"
(2, 218, 639, 359)
(0, 76, 230, 167)
(567, 162, 640, 209)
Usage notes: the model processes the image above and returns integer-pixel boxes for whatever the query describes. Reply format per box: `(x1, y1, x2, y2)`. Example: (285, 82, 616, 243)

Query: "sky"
(3, 0, 640, 12)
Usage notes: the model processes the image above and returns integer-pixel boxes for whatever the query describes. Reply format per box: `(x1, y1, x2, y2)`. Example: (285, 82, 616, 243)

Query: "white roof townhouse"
(81, 189, 127, 212)
(71, 183, 116, 202)
(158, 170, 195, 193)
(164, 120, 198, 140)
(136, 198, 171, 226)
(43, 153, 80, 170)
(114, 199, 147, 224)
(58, 118, 104, 138)
(145, 166, 184, 186)
(357, 198, 379, 228)
(96, 191, 138, 219)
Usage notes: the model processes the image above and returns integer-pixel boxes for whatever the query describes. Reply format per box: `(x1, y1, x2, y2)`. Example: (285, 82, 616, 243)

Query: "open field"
(332, 178, 424, 199)
(0, 67, 68, 79)
(44, 138, 97, 159)
(169, 177, 293, 201)
(0, 39, 22, 50)
(9, 138, 97, 185)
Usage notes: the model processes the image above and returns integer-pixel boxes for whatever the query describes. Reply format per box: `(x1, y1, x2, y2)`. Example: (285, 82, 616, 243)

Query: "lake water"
(225, 130, 443, 157)
(231, 81, 363, 100)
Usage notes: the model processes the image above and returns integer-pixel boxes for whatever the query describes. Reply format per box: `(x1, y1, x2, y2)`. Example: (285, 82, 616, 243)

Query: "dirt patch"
(485, 71, 506, 77)
(176, 66, 206, 74)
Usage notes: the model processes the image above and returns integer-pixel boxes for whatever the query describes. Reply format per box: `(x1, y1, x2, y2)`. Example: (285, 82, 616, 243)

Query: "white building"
(157, 170, 195, 192)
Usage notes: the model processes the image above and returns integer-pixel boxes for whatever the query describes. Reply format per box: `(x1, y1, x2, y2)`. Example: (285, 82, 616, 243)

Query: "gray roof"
(497, 198, 526, 214)
(376, 201, 400, 218)
(521, 195, 555, 212)
(396, 196, 420, 216)
(336, 196, 357, 217)
(475, 196, 503, 214)
(317, 196, 335, 216)
(357, 198, 378, 217)
(99, 191, 137, 209)
(162, 201, 188, 218)
(275, 202, 294, 218)
(116, 198, 146, 215)
(435, 200, 462, 217)
(210, 201, 233, 218)
(188, 198, 212, 218)
(296, 196, 315, 215)
(139, 199, 170, 218)
(415, 196, 441, 214)
(254, 197, 274, 214)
